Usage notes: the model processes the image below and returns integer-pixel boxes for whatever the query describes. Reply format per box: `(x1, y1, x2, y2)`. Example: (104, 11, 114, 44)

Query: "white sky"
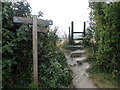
(27, 0, 90, 37)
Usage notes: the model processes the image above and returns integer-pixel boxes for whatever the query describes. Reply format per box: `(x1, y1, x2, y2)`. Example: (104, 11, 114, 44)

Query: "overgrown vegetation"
(2, 2, 72, 88)
(37, 31, 72, 88)
(89, 73, 118, 88)
(85, 1, 120, 87)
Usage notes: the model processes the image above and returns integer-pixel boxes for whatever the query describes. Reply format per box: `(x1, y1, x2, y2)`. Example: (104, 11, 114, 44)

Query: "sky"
(27, 0, 90, 37)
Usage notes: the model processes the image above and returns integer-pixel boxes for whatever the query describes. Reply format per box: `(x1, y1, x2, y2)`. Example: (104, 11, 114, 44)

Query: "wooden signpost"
(13, 16, 53, 25)
(13, 15, 53, 86)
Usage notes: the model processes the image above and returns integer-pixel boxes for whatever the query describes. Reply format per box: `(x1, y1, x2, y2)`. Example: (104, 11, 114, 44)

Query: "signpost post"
(32, 15, 38, 84)
(13, 15, 53, 87)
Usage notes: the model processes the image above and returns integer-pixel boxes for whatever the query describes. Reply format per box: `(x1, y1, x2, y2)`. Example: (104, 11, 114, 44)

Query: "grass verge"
(89, 72, 118, 88)
(85, 46, 119, 88)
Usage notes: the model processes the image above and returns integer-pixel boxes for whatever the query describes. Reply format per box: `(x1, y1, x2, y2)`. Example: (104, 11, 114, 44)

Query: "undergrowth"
(85, 43, 119, 88)
(2, 2, 72, 88)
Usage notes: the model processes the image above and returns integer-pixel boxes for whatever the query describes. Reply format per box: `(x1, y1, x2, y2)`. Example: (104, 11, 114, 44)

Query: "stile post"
(71, 21, 74, 43)
(33, 15, 38, 85)
(83, 22, 86, 36)
(69, 27, 70, 42)
(83, 22, 86, 45)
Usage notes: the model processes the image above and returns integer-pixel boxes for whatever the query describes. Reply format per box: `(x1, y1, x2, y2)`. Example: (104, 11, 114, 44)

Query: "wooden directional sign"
(13, 16, 53, 26)
(37, 27, 48, 32)
(13, 15, 53, 87)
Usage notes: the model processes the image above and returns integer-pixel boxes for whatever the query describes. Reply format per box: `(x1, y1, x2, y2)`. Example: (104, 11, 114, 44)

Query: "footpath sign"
(13, 16, 53, 26)
(13, 15, 53, 86)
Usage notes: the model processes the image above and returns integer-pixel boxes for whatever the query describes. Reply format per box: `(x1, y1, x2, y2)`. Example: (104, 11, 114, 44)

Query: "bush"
(2, 2, 72, 88)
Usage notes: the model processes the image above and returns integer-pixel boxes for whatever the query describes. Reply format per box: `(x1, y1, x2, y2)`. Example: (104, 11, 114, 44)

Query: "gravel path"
(65, 49, 96, 88)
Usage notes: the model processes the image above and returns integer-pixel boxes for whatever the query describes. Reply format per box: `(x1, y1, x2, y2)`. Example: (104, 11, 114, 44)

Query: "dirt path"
(65, 47, 96, 88)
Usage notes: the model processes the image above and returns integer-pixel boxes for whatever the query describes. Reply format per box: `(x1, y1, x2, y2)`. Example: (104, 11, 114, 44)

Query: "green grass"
(85, 46, 119, 88)
(28, 82, 38, 88)
(61, 40, 83, 51)
(89, 72, 118, 88)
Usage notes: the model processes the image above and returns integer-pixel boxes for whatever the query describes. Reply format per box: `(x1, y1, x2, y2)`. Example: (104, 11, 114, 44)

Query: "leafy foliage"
(2, 2, 33, 87)
(2, 2, 72, 88)
(37, 31, 72, 88)
(87, 1, 120, 80)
